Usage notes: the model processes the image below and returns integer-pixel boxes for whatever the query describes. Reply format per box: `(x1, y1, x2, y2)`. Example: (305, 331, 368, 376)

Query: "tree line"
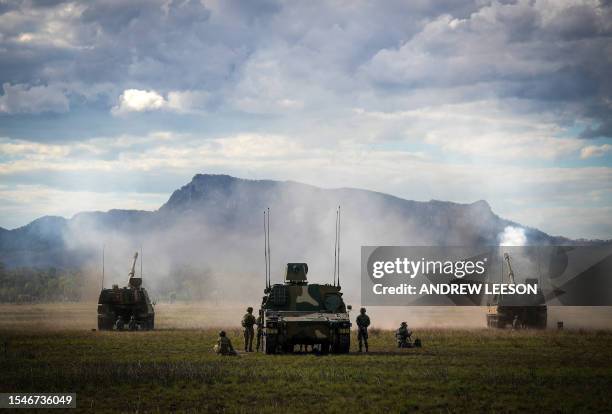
(0, 262, 84, 303)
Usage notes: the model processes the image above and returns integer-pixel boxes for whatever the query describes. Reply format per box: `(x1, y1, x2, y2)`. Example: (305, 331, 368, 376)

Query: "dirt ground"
(1, 302, 611, 331)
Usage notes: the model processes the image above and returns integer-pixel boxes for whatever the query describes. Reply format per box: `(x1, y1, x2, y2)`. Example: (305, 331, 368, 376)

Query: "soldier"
(128, 315, 137, 331)
(214, 331, 237, 356)
(255, 312, 263, 352)
(512, 315, 521, 330)
(242, 306, 256, 352)
(115, 315, 125, 331)
(356, 307, 370, 352)
(396, 322, 412, 348)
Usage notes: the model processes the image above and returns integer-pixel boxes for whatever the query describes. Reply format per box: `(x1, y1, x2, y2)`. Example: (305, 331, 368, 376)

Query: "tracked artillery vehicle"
(486, 253, 547, 329)
(259, 208, 352, 354)
(97, 252, 155, 330)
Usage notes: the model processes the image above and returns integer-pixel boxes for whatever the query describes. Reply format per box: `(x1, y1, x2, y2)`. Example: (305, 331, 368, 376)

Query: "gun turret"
(128, 252, 142, 289)
(285, 263, 308, 284)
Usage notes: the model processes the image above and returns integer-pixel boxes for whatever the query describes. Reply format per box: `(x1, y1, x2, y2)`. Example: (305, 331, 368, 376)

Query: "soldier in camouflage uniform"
(242, 306, 256, 352)
(356, 307, 370, 352)
(255, 313, 263, 352)
(396, 322, 412, 348)
(214, 331, 236, 356)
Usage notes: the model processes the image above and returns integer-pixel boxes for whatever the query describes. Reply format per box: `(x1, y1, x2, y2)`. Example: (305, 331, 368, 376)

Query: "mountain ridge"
(0, 173, 581, 269)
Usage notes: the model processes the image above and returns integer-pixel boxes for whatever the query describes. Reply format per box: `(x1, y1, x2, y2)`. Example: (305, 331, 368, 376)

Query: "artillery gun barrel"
(128, 252, 139, 280)
(503, 253, 515, 285)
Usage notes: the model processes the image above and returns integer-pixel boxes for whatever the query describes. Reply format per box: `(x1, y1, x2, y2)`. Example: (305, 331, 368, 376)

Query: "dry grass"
(0, 304, 611, 413)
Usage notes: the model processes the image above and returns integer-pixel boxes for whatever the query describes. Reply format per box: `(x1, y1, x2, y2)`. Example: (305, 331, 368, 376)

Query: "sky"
(0, 0, 611, 239)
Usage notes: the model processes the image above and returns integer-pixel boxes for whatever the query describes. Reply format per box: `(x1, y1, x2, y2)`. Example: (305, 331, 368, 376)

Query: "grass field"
(1, 304, 612, 413)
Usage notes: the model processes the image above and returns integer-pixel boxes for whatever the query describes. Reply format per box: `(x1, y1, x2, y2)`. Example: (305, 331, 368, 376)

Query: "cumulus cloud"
(0, 83, 69, 114)
(111, 89, 165, 114)
(111, 88, 209, 115)
(580, 144, 612, 159)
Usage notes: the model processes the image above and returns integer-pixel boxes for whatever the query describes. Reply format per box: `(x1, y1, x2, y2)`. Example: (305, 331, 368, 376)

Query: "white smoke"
(499, 226, 527, 246)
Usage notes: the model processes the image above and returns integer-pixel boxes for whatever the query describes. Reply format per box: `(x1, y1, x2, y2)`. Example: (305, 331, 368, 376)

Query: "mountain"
(0, 173, 561, 271)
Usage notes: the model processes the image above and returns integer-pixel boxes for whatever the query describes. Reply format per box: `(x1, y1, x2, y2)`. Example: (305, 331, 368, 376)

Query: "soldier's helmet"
(117, 315, 123, 320)
(360, 307, 366, 314)
(247, 306, 253, 313)
(219, 330, 226, 337)
(401, 321, 407, 326)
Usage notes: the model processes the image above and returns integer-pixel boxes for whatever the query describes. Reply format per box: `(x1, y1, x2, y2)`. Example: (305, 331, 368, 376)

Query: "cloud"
(111, 88, 209, 115)
(111, 89, 165, 114)
(0, 184, 167, 229)
(580, 144, 612, 159)
(1, 0, 612, 239)
(0, 83, 69, 114)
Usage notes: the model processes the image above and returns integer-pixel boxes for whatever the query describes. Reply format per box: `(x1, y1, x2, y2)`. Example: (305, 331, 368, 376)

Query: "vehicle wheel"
(265, 335, 277, 354)
(537, 313, 547, 329)
(98, 317, 112, 330)
(332, 334, 350, 354)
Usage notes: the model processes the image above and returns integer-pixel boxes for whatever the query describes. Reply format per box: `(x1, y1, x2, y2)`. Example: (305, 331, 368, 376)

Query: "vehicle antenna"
(267, 207, 271, 286)
(333, 208, 338, 286)
(264, 210, 269, 289)
(337, 205, 341, 288)
(101, 245, 105, 289)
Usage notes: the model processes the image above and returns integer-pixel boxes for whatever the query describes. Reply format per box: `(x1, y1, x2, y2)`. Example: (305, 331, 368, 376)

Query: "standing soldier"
(242, 306, 256, 352)
(356, 307, 370, 352)
(255, 312, 263, 352)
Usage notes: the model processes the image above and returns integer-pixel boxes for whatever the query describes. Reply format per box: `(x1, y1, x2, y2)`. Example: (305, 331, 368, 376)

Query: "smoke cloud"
(499, 226, 527, 247)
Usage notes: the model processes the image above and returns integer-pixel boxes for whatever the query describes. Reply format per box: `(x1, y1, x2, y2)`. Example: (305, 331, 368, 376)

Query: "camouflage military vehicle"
(97, 252, 155, 330)
(486, 253, 547, 329)
(259, 263, 352, 354)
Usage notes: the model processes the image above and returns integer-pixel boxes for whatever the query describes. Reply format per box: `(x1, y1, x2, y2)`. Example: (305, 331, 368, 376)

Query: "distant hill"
(0, 173, 583, 300)
(0, 173, 567, 269)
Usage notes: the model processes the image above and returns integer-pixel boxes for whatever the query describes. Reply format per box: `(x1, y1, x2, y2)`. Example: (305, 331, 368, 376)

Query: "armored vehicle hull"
(263, 309, 351, 354)
(486, 291, 547, 328)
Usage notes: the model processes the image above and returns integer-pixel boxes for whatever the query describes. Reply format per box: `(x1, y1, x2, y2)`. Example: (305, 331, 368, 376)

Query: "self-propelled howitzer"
(97, 252, 155, 330)
(260, 263, 352, 354)
(486, 253, 547, 329)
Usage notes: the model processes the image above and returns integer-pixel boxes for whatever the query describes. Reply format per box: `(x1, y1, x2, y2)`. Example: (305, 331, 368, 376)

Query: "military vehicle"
(97, 252, 155, 330)
(259, 207, 352, 354)
(486, 253, 547, 329)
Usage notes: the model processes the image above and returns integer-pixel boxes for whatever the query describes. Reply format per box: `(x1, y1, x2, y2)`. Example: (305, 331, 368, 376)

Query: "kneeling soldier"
(396, 322, 412, 348)
(214, 331, 236, 356)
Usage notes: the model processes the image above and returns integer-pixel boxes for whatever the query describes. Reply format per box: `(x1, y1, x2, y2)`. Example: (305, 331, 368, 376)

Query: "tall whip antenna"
(333, 208, 338, 286)
(337, 205, 341, 288)
(264, 211, 269, 289)
(101, 245, 105, 289)
(140, 246, 143, 278)
(267, 207, 271, 287)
